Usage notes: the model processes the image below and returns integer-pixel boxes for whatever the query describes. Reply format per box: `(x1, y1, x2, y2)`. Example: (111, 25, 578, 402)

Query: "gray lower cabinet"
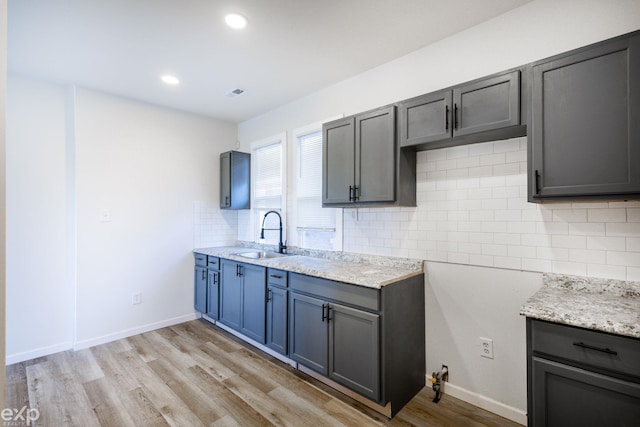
(194, 265, 207, 313)
(194, 253, 207, 313)
(527, 318, 640, 427)
(289, 272, 424, 416)
(266, 269, 288, 355)
(219, 259, 267, 343)
(398, 70, 522, 149)
(289, 292, 380, 401)
(206, 257, 220, 320)
(529, 31, 640, 201)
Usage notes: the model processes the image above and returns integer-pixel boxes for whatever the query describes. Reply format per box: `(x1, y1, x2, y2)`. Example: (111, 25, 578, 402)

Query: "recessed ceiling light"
(161, 75, 180, 85)
(225, 13, 247, 29)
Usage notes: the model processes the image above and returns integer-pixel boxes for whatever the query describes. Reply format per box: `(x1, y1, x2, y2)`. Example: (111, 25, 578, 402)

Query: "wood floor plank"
(147, 357, 227, 425)
(82, 377, 138, 427)
(26, 360, 100, 427)
(7, 320, 522, 427)
(185, 364, 274, 426)
(109, 348, 207, 427)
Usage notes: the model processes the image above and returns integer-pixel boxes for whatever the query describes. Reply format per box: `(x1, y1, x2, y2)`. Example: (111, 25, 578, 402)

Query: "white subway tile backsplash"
(586, 264, 627, 280)
(606, 223, 640, 237)
(551, 235, 586, 249)
(553, 209, 587, 223)
(569, 248, 606, 264)
(588, 208, 627, 223)
(627, 237, 640, 252)
(607, 251, 640, 267)
(627, 267, 640, 281)
(568, 222, 606, 236)
(552, 261, 587, 276)
(628, 208, 640, 222)
(586, 236, 626, 251)
(341, 137, 640, 281)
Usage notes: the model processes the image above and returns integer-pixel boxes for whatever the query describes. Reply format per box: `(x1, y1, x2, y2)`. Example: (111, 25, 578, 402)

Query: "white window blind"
(253, 142, 282, 210)
(297, 130, 335, 230)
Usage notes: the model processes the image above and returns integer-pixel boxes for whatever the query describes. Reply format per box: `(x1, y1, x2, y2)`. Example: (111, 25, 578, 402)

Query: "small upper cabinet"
(529, 32, 640, 201)
(220, 150, 250, 209)
(322, 105, 416, 207)
(398, 70, 522, 149)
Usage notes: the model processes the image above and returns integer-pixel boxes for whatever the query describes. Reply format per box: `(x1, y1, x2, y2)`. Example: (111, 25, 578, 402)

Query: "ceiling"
(8, 0, 531, 123)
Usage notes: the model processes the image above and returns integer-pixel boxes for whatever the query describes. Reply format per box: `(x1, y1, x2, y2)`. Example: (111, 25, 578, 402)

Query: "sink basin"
(234, 251, 288, 259)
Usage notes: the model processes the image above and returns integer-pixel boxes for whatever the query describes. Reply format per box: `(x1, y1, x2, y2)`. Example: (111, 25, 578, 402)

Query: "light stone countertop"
(193, 244, 424, 289)
(520, 273, 640, 339)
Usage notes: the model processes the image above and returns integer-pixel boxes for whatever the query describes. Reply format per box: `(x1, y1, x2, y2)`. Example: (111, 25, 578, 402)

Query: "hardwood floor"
(6, 319, 521, 426)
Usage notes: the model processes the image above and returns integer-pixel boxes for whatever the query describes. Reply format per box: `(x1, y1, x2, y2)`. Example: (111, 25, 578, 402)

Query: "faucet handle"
(281, 240, 287, 254)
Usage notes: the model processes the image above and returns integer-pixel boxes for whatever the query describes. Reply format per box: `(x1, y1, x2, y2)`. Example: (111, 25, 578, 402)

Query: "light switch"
(100, 209, 111, 222)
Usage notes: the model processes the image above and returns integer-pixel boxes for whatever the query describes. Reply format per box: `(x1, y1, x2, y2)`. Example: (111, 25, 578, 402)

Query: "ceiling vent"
(225, 88, 246, 98)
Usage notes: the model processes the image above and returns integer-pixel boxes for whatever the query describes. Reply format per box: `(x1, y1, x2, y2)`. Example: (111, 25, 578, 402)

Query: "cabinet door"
(266, 285, 288, 355)
(531, 357, 640, 427)
(356, 106, 396, 203)
(220, 151, 231, 208)
(206, 270, 219, 320)
(453, 70, 520, 137)
(399, 90, 452, 147)
(289, 292, 328, 374)
(323, 117, 355, 205)
(530, 35, 640, 199)
(328, 303, 380, 401)
(194, 266, 207, 313)
(230, 151, 250, 209)
(219, 260, 242, 330)
(240, 263, 266, 343)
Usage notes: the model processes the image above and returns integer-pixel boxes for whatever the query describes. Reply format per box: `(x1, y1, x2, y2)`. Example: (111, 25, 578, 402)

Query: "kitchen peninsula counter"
(520, 273, 640, 339)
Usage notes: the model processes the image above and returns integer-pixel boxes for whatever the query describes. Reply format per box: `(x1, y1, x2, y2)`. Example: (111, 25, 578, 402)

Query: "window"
(296, 129, 340, 250)
(252, 136, 284, 246)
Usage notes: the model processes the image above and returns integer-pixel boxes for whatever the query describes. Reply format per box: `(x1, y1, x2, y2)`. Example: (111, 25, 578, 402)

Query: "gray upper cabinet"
(220, 150, 250, 209)
(323, 105, 416, 207)
(399, 70, 522, 149)
(529, 32, 640, 201)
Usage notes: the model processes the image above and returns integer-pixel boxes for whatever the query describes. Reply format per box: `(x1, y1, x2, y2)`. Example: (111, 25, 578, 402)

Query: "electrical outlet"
(480, 337, 494, 359)
(132, 292, 142, 305)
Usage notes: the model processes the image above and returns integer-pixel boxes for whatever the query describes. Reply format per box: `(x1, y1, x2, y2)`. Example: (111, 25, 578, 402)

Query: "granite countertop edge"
(193, 243, 424, 290)
(520, 273, 640, 339)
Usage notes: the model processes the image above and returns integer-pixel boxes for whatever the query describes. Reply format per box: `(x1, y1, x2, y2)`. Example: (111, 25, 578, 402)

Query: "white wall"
(73, 89, 236, 347)
(1, 0, 8, 406)
(236, 0, 640, 423)
(6, 75, 73, 361)
(6, 76, 238, 362)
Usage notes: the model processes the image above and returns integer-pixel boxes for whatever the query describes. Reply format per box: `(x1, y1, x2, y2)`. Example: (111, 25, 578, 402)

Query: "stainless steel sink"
(234, 251, 288, 259)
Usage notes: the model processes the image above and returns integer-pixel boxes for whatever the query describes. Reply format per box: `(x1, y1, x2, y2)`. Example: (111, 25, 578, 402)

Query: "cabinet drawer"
(531, 319, 640, 379)
(194, 253, 207, 267)
(207, 256, 220, 270)
(290, 273, 379, 311)
(267, 269, 287, 287)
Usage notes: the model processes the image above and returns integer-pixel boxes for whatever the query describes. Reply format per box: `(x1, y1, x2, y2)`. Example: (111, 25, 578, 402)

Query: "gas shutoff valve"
(429, 365, 449, 403)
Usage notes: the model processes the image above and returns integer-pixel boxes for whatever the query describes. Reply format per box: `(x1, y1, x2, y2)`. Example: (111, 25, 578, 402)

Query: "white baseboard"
(6, 341, 74, 365)
(73, 313, 199, 351)
(439, 380, 527, 426)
